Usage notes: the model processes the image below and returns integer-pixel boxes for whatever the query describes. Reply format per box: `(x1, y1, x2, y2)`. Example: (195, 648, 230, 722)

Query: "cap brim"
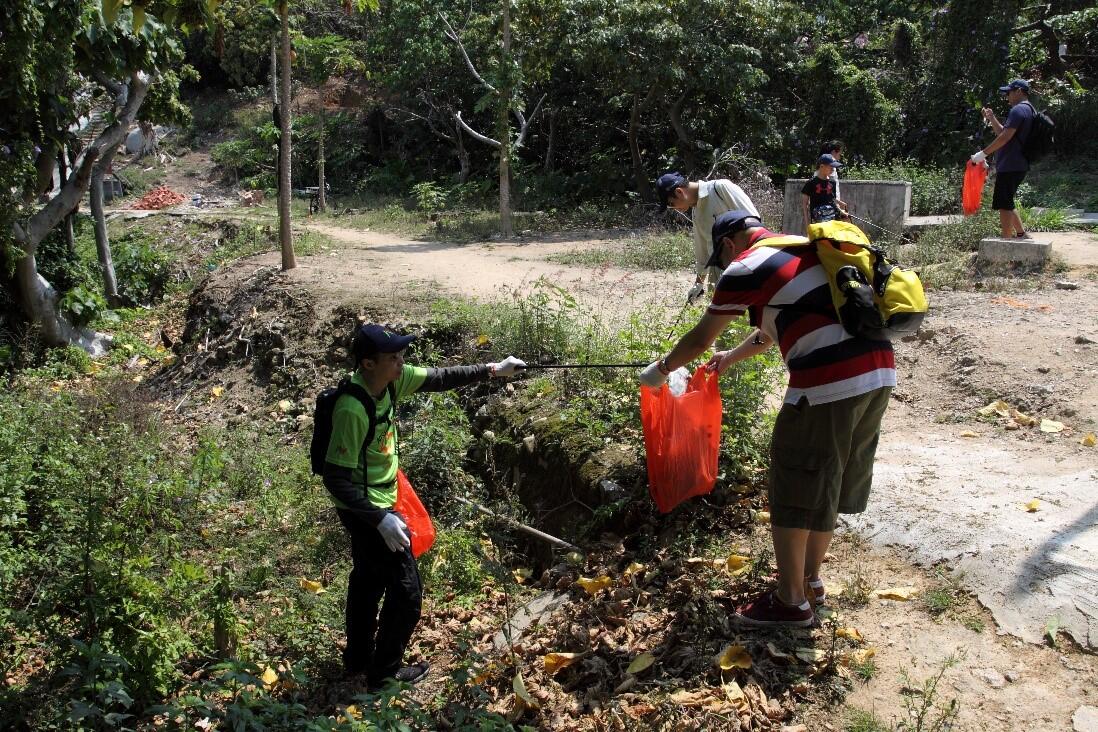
(998, 86, 1011, 93)
(705, 248, 724, 269)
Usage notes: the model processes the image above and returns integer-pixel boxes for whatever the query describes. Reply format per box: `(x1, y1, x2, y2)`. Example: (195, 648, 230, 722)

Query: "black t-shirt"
(801, 176, 837, 209)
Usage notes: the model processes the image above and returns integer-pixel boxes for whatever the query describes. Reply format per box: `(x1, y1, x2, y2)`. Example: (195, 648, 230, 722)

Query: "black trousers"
(336, 509, 422, 685)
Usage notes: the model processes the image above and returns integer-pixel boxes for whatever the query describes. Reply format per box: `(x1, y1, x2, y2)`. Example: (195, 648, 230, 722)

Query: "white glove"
(489, 356, 526, 377)
(377, 513, 411, 553)
(639, 360, 668, 388)
(970, 151, 987, 165)
(687, 281, 706, 305)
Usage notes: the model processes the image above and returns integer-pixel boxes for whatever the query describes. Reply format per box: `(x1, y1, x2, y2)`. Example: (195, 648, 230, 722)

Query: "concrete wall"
(782, 179, 912, 239)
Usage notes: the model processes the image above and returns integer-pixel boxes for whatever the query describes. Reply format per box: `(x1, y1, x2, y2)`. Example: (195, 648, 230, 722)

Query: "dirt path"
(294, 222, 1098, 726)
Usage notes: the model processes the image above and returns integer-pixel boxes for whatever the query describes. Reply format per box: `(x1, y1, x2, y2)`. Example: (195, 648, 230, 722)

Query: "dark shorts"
(768, 387, 891, 532)
(992, 170, 1026, 211)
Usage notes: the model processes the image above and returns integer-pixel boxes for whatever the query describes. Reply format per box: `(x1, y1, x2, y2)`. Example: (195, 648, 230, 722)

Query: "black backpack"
(309, 379, 397, 476)
(1020, 101, 1055, 163)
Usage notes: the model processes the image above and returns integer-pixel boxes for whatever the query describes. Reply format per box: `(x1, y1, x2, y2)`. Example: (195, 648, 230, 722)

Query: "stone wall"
(782, 179, 912, 239)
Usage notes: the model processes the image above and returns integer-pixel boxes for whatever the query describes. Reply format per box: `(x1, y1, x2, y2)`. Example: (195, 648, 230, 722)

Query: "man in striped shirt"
(640, 210, 894, 627)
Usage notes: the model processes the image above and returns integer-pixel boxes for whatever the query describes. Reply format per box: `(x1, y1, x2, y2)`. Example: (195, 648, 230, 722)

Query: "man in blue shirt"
(970, 79, 1036, 239)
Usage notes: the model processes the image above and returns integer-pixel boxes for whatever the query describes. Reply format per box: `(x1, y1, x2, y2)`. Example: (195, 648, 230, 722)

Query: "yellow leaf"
(1025, 499, 1040, 513)
(1012, 410, 1037, 427)
(343, 704, 361, 720)
(476, 334, 489, 346)
(871, 586, 917, 601)
(836, 627, 864, 643)
(122, 343, 134, 352)
(1039, 419, 1065, 433)
(754, 510, 771, 524)
(846, 647, 877, 665)
(723, 680, 746, 706)
(576, 575, 612, 595)
(622, 561, 646, 579)
(211, 386, 224, 398)
(959, 430, 980, 438)
(626, 652, 656, 675)
(795, 647, 828, 664)
(543, 652, 580, 675)
(298, 577, 326, 594)
(565, 551, 585, 565)
(278, 399, 293, 413)
(512, 567, 533, 584)
(259, 666, 278, 689)
(716, 644, 752, 670)
(512, 673, 539, 709)
(978, 400, 1012, 417)
(471, 662, 497, 684)
(1081, 433, 1096, 447)
(724, 554, 751, 573)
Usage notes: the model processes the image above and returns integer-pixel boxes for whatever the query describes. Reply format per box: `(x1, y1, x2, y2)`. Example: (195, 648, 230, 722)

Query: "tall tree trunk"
(497, 0, 513, 237)
(277, 1, 296, 270)
(90, 151, 121, 306)
(455, 120, 471, 184)
(317, 115, 326, 212)
(58, 146, 76, 257)
(543, 108, 556, 173)
(270, 34, 279, 107)
(667, 96, 700, 174)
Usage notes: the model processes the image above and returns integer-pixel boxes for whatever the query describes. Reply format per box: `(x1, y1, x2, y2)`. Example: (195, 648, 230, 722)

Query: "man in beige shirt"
(656, 171, 761, 303)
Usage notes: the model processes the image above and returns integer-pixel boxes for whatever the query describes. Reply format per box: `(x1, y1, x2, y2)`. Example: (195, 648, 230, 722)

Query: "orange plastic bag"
(394, 470, 435, 558)
(639, 367, 723, 513)
(962, 161, 988, 215)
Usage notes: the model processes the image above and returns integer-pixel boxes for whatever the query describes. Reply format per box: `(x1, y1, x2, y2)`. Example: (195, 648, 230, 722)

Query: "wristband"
(657, 358, 671, 376)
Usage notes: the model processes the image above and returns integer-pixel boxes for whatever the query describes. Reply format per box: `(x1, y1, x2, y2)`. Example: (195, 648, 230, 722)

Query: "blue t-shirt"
(995, 102, 1035, 173)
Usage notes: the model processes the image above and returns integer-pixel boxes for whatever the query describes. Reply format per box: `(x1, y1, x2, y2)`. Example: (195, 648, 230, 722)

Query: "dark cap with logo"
(817, 153, 843, 168)
(707, 210, 764, 267)
(655, 171, 689, 211)
(353, 324, 416, 361)
(999, 78, 1030, 94)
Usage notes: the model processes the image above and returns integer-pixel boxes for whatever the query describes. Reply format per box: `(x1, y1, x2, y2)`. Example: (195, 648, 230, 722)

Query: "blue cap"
(353, 324, 416, 361)
(708, 210, 763, 267)
(655, 171, 688, 210)
(817, 153, 844, 168)
(999, 78, 1030, 94)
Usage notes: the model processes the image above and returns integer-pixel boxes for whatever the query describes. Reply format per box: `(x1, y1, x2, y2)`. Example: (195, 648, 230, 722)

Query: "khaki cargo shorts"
(768, 387, 892, 532)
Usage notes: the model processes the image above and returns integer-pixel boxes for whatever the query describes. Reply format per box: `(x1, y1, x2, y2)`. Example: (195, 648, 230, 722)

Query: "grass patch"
(845, 708, 890, 732)
(114, 160, 168, 196)
(549, 231, 695, 272)
(1022, 160, 1098, 211)
(923, 587, 959, 615)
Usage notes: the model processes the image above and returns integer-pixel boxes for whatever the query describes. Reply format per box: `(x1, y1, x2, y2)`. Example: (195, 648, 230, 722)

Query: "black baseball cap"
(817, 153, 844, 168)
(999, 78, 1030, 94)
(655, 171, 688, 211)
(707, 210, 763, 267)
(352, 324, 416, 361)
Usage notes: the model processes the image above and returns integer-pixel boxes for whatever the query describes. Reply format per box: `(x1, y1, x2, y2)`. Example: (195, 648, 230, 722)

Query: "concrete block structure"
(977, 237, 1051, 266)
(782, 179, 912, 239)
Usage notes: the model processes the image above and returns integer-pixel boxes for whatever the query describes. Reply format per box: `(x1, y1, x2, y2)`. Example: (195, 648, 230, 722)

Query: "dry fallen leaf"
(512, 568, 533, 584)
(1025, 499, 1040, 513)
(627, 652, 656, 674)
(576, 575, 612, 595)
(959, 430, 979, 438)
(476, 334, 490, 346)
(297, 577, 325, 594)
(836, 627, 864, 643)
(622, 561, 646, 579)
(471, 662, 498, 684)
(512, 673, 539, 709)
(342, 704, 361, 720)
(795, 647, 828, 664)
(723, 680, 746, 707)
(670, 689, 734, 712)
(543, 652, 580, 675)
(766, 642, 795, 663)
(1012, 410, 1037, 427)
(1082, 433, 1096, 447)
(716, 644, 753, 670)
(211, 386, 224, 398)
(978, 400, 1011, 417)
(1039, 419, 1065, 433)
(754, 510, 771, 524)
(277, 399, 293, 413)
(845, 647, 877, 665)
(871, 586, 917, 601)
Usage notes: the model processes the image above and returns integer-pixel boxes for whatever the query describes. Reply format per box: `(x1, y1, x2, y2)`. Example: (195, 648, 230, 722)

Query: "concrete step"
(977, 236, 1051, 266)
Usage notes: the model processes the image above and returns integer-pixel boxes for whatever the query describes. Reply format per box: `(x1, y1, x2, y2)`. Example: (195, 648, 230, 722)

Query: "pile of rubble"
(130, 185, 186, 210)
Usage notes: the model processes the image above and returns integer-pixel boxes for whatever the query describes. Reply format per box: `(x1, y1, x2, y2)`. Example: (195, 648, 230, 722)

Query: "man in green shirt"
(323, 324, 524, 689)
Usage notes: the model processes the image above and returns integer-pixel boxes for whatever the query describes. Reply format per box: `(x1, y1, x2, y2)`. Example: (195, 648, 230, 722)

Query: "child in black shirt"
(801, 154, 848, 230)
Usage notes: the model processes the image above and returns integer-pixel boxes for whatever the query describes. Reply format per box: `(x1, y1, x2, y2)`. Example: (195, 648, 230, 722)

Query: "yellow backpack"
(753, 221, 927, 341)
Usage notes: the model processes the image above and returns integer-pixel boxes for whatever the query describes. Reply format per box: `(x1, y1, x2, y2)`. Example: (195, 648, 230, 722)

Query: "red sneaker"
(735, 590, 815, 627)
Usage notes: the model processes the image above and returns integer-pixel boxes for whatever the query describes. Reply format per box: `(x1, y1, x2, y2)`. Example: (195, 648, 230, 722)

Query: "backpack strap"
(339, 380, 400, 479)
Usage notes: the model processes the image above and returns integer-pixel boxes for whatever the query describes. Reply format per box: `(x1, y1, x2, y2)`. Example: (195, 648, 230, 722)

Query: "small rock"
(975, 668, 1006, 689)
(1075, 335, 1095, 345)
(1004, 670, 1020, 683)
(1037, 366, 1050, 373)
(523, 435, 536, 453)
(1074, 706, 1098, 732)
(505, 383, 515, 394)
(1055, 280, 1080, 290)
(957, 355, 977, 367)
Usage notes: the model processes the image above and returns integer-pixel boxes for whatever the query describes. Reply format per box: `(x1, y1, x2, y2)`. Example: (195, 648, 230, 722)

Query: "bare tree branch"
(454, 111, 500, 148)
(514, 92, 546, 148)
(438, 11, 497, 93)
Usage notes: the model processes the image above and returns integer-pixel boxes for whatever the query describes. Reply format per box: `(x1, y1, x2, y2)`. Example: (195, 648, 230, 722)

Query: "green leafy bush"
(845, 161, 962, 216)
(60, 285, 112, 328)
(114, 231, 178, 305)
(411, 181, 448, 214)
